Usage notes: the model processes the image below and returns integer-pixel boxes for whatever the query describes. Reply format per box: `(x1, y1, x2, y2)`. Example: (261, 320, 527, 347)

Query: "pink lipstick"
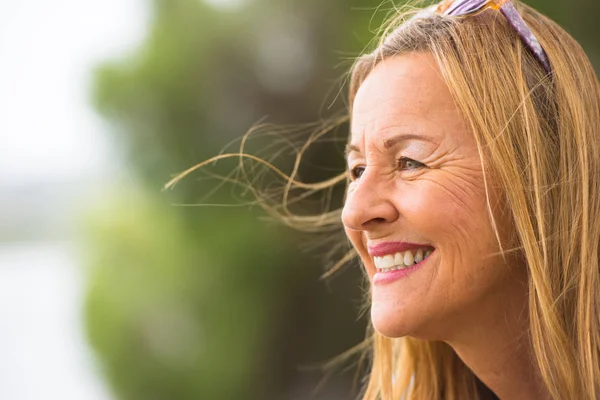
(368, 241, 432, 257)
(368, 242, 435, 285)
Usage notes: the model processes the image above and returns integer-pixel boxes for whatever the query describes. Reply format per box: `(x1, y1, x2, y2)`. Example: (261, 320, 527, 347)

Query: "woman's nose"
(341, 173, 399, 231)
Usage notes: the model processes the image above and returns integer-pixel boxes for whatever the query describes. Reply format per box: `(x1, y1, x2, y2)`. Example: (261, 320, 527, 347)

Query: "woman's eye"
(349, 165, 365, 180)
(397, 157, 425, 170)
(348, 158, 424, 180)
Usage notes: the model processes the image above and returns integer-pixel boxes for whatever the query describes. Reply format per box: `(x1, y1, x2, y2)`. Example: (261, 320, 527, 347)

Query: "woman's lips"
(372, 259, 428, 284)
(368, 241, 433, 257)
(366, 242, 435, 284)
(371, 248, 435, 285)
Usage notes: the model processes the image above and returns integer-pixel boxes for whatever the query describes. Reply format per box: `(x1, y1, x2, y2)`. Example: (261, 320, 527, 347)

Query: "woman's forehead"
(352, 55, 463, 150)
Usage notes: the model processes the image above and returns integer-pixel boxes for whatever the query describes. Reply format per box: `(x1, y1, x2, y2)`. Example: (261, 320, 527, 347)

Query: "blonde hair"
(168, 1, 600, 399)
(349, 1, 600, 399)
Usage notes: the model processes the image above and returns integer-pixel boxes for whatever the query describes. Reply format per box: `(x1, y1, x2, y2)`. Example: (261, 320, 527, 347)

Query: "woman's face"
(342, 52, 524, 340)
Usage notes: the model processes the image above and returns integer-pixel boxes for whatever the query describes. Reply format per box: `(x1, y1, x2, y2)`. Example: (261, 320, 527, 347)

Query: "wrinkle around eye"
(419, 167, 486, 216)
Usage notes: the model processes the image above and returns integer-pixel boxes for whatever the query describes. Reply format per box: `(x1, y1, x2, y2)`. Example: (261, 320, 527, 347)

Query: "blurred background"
(0, 0, 597, 399)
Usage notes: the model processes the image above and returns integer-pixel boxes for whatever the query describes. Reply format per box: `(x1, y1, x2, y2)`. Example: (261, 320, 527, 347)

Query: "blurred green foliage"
(84, 0, 599, 399)
(85, 189, 294, 399)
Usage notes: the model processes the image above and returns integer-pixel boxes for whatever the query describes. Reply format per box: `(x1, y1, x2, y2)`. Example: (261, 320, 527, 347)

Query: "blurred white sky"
(0, 1, 150, 399)
(0, 0, 149, 188)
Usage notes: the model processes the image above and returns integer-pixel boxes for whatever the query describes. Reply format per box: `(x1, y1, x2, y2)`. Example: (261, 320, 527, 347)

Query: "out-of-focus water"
(0, 1, 151, 398)
(0, 241, 112, 400)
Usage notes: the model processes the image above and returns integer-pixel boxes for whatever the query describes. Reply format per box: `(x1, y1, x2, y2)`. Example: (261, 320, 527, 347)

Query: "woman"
(169, 0, 600, 398)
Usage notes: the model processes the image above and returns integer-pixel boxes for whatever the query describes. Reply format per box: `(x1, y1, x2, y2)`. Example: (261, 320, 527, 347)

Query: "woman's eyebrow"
(345, 133, 433, 158)
(345, 143, 360, 158)
(383, 133, 433, 149)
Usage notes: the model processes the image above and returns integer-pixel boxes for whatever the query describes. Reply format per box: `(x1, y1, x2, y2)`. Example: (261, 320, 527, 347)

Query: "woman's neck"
(445, 280, 552, 400)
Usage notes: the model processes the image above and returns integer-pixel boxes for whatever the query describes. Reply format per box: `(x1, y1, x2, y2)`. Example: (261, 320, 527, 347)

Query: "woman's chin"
(371, 307, 414, 338)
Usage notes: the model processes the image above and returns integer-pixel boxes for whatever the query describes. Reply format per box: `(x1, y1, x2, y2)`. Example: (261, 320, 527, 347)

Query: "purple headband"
(437, 0, 552, 74)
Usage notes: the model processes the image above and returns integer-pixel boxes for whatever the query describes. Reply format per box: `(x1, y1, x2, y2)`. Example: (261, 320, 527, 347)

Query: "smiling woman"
(344, 52, 518, 340)
(168, 0, 600, 399)
(345, 52, 531, 399)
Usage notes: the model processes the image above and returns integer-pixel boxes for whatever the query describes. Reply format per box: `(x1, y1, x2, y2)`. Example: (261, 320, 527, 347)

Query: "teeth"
(381, 255, 394, 269)
(404, 251, 414, 266)
(374, 257, 382, 269)
(394, 252, 404, 266)
(373, 247, 433, 272)
(414, 249, 423, 263)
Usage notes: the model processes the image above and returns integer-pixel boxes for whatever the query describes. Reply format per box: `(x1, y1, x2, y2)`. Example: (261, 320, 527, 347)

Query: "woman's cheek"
(400, 177, 486, 245)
